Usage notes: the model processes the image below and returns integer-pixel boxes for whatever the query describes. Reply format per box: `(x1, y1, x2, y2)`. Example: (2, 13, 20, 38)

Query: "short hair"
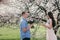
(22, 11, 26, 15)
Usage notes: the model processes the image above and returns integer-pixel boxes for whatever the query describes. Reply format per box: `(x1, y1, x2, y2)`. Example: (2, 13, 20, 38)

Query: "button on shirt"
(20, 17, 30, 40)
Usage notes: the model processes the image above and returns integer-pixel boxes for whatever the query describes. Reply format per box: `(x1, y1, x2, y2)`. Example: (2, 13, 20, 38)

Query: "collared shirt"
(20, 17, 30, 40)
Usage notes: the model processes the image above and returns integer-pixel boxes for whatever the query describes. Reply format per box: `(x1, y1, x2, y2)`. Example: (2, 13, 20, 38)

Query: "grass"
(0, 24, 60, 40)
(0, 27, 20, 40)
(0, 24, 46, 40)
(31, 24, 46, 40)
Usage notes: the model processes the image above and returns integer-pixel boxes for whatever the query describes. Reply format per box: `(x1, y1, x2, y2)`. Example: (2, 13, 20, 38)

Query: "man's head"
(22, 11, 29, 18)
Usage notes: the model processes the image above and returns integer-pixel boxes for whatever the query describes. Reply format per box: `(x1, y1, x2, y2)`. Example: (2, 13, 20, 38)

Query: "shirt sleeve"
(20, 21, 27, 29)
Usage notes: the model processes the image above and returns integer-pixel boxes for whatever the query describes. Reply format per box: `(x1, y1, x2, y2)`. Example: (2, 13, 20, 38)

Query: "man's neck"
(22, 16, 26, 19)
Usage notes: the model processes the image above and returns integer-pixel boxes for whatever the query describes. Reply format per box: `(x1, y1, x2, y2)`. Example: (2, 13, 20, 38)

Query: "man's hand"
(22, 28, 27, 32)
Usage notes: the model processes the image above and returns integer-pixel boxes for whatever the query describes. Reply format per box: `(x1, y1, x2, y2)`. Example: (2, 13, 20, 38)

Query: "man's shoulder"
(20, 18, 26, 23)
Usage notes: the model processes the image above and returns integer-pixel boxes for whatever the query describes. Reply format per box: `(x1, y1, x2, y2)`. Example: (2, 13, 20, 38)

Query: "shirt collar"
(22, 17, 27, 21)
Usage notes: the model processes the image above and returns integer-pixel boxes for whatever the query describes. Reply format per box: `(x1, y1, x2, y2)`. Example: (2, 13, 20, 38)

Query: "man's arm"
(21, 21, 33, 32)
(22, 24, 33, 32)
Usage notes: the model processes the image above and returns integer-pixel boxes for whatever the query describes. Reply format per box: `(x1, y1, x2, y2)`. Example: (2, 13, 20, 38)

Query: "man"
(20, 12, 33, 40)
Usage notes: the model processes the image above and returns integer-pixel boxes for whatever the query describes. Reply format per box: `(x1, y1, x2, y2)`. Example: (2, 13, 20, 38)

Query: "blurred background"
(0, 0, 60, 40)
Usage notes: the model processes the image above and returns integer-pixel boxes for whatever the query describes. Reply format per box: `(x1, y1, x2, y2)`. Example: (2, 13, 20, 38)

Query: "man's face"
(24, 12, 29, 18)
